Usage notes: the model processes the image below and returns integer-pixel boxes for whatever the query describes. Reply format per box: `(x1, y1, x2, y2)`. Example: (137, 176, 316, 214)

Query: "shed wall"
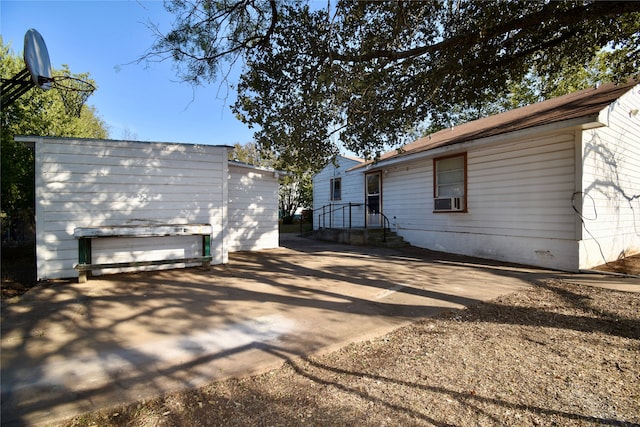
(33, 138, 228, 280)
(227, 164, 279, 252)
(579, 85, 640, 268)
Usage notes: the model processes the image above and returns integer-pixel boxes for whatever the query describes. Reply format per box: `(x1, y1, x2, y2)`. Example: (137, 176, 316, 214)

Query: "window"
(433, 153, 467, 212)
(330, 178, 342, 201)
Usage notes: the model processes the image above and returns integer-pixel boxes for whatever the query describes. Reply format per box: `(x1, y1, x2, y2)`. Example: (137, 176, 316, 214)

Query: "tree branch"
(328, 1, 640, 63)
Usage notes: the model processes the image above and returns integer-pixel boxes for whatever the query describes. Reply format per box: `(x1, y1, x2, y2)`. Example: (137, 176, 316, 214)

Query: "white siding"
(227, 164, 279, 252)
(382, 131, 581, 271)
(33, 137, 229, 280)
(312, 156, 365, 229)
(309, 88, 639, 272)
(579, 85, 640, 268)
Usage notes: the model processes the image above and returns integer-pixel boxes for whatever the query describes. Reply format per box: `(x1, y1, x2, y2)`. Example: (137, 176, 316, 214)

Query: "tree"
(426, 49, 628, 132)
(228, 141, 275, 167)
(279, 172, 313, 224)
(145, 1, 640, 167)
(1, 39, 108, 242)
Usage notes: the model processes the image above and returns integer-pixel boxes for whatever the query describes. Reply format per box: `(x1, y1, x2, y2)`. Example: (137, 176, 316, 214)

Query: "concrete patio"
(1, 235, 637, 426)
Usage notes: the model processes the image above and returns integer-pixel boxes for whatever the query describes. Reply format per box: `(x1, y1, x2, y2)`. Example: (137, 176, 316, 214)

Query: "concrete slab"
(1, 235, 634, 426)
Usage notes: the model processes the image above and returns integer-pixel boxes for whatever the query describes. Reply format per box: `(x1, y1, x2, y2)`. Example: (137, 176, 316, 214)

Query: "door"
(366, 172, 382, 227)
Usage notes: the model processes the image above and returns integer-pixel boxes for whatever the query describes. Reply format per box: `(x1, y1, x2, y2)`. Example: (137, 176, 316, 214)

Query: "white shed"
(313, 81, 640, 272)
(17, 136, 281, 280)
(227, 161, 280, 252)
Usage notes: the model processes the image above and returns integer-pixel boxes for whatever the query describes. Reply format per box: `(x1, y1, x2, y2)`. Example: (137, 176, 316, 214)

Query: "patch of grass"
(279, 221, 313, 234)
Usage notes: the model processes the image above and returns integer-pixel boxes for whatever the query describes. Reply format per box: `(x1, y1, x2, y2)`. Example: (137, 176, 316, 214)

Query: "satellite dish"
(23, 28, 52, 90)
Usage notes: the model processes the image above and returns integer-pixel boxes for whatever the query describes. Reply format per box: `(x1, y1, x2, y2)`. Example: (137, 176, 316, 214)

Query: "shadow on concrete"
(0, 235, 579, 426)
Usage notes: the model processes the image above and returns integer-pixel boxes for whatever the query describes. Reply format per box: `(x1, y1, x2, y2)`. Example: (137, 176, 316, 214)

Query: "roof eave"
(359, 115, 603, 172)
(14, 135, 234, 149)
(228, 160, 290, 179)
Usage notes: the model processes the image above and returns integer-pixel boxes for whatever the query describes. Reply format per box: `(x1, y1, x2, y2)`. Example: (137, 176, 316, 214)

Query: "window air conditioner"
(434, 197, 463, 211)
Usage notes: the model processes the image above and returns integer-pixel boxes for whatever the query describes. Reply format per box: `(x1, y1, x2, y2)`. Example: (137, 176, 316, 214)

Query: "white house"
(312, 155, 365, 229)
(16, 136, 281, 280)
(313, 81, 640, 272)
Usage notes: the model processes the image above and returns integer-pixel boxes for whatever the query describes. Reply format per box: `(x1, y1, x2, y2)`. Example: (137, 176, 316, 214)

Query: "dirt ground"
(591, 255, 640, 276)
(2, 244, 639, 426)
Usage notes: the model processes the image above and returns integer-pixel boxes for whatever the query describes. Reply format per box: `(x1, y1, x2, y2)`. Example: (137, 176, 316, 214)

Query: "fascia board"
(359, 115, 604, 173)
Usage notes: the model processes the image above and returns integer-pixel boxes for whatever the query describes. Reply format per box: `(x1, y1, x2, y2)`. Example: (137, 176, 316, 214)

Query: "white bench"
(73, 224, 213, 282)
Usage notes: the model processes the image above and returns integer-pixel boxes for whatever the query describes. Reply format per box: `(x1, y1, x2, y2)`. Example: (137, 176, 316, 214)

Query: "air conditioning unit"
(434, 197, 463, 211)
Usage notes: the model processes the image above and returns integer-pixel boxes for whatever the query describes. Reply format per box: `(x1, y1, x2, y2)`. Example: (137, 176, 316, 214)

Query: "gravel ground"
(62, 278, 640, 427)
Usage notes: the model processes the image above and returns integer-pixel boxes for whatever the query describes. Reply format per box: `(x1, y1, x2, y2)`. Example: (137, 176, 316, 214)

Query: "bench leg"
(78, 237, 92, 282)
(202, 235, 211, 269)
(78, 237, 92, 264)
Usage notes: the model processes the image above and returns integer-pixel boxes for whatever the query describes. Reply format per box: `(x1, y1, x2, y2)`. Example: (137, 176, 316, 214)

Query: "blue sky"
(1, 0, 255, 146)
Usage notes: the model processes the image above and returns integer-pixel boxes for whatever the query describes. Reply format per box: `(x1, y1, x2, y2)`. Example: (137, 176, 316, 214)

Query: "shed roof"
(228, 159, 288, 179)
(354, 80, 638, 169)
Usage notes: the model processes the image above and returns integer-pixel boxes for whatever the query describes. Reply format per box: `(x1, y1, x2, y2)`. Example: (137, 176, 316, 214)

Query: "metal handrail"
(313, 202, 391, 242)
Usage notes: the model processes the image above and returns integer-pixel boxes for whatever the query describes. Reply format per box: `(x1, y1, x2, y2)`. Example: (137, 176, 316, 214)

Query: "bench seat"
(73, 224, 212, 282)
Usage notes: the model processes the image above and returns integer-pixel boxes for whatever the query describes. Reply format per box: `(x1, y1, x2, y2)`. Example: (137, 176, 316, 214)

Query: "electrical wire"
(571, 191, 609, 267)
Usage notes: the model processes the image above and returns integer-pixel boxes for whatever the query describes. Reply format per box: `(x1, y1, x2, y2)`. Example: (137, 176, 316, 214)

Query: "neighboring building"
(312, 81, 640, 271)
(312, 155, 365, 229)
(16, 136, 281, 280)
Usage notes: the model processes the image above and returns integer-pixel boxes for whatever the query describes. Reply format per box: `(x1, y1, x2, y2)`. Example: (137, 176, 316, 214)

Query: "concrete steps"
(365, 229, 410, 248)
(312, 228, 410, 248)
